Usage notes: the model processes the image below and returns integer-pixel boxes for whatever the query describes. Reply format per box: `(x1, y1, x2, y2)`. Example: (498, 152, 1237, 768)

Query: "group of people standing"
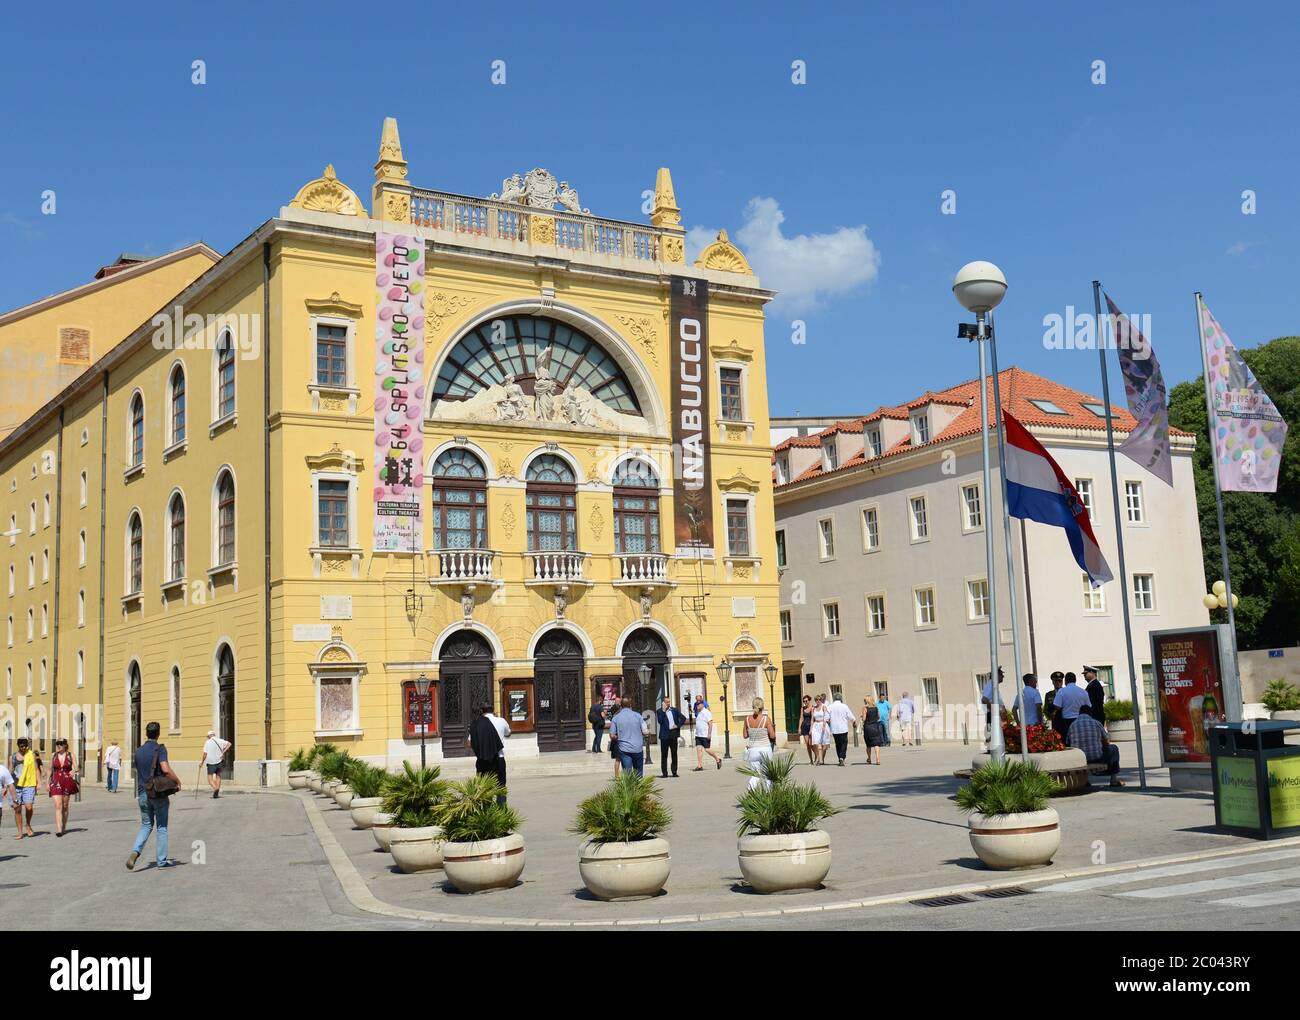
(593, 694, 726, 778)
(1, 738, 79, 839)
(797, 691, 917, 766)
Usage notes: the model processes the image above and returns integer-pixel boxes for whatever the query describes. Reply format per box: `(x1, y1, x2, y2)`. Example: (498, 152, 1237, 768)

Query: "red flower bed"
(1001, 719, 1066, 754)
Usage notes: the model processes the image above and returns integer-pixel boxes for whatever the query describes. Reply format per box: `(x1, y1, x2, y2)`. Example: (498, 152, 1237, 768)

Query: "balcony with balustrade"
(613, 552, 674, 590)
(525, 551, 591, 589)
(426, 548, 501, 590)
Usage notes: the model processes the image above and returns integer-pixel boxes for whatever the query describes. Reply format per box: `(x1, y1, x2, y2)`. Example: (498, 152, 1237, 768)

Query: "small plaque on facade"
(294, 624, 332, 642)
(731, 597, 756, 618)
(321, 595, 353, 620)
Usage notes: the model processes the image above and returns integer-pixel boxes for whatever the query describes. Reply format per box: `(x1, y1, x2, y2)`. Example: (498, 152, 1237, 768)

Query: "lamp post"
(953, 261, 1011, 764)
(717, 658, 733, 759)
(764, 661, 778, 751)
(638, 661, 653, 766)
(414, 672, 431, 770)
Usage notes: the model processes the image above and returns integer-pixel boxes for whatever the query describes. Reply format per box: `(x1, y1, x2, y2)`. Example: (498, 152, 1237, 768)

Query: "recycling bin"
(1209, 720, 1300, 839)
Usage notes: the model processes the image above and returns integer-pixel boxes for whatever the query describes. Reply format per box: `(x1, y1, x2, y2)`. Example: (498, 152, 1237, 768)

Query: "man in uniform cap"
(1083, 666, 1106, 724)
(1044, 671, 1065, 729)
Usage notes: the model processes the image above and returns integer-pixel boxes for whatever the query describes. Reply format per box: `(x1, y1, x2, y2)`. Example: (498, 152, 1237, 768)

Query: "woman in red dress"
(48, 738, 78, 837)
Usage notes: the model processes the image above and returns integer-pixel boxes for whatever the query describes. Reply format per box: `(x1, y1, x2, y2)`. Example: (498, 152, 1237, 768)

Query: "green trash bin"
(1210, 721, 1300, 839)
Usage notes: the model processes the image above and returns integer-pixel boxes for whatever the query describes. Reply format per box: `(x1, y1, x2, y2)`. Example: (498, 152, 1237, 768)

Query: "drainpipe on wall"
(262, 241, 274, 782)
(96, 373, 109, 781)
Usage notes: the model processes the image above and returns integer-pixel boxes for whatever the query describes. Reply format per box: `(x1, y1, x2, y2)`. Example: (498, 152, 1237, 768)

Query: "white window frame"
(774, 453, 789, 486)
(913, 585, 937, 629)
(310, 470, 361, 553)
(77, 589, 85, 627)
(310, 314, 357, 390)
(908, 493, 930, 543)
(821, 600, 842, 640)
(164, 488, 188, 587)
(860, 504, 880, 552)
(865, 592, 887, 635)
(211, 467, 237, 573)
(960, 482, 983, 533)
(166, 360, 189, 453)
(1083, 573, 1106, 613)
(126, 388, 146, 474)
(866, 427, 883, 458)
(821, 437, 838, 472)
(76, 650, 84, 688)
(124, 510, 144, 599)
(6, 564, 12, 596)
(722, 493, 757, 560)
(715, 361, 749, 425)
(1124, 479, 1146, 525)
(775, 528, 787, 569)
(817, 516, 835, 560)
(41, 548, 48, 582)
(1074, 478, 1095, 523)
(78, 530, 87, 567)
(310, 660, 365, 738)
(170, 664, 182, 733)
(921, 676, 941, 716)
(910, 411, 930, 445)
(966, 576, 990, 622)
(213, 330, 237, 427)
(1133, 572, 1156, 612)
(779, 608, 793, 644)
(42, 493, 50, 528)
(79, 470, 88, 507)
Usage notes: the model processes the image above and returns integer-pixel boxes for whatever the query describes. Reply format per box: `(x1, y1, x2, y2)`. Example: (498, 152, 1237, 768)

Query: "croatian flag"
(1002, 409, 1113, 585)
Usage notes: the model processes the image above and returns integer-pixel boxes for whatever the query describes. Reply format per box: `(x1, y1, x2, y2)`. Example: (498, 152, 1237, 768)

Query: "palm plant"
(956, 759, 1060, 816)
(380, 762, 451, 829)
(288, 747, 312, 772)
(317, 750, 354, 783)
(735, 753, 839, 837)
(308, 742, 339, 768)
(569, 772, 671, 843)
(347, 761, 388, 799)
(439, 774, 522, 842)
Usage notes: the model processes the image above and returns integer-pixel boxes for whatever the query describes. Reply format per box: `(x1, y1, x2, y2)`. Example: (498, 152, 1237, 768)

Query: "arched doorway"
(534, 629, 585, 752)
(128, 662, 142, 752)
(621, 628, 670, 712)
(438, 631, 494, 758)
(216, 645, 235, 780)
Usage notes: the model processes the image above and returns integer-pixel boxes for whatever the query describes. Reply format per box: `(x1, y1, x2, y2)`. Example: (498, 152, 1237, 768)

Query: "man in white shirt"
(980, 668, 1005, 747)
(693, 700, 721, 771)
(1051, 672, 1091, 740)
(200, 730, 232, 799)
(1014, 674, 1043, 728)
(896, 694, 916, 746)
(827, 695, 856, 766)
(104, 739, 123, 793)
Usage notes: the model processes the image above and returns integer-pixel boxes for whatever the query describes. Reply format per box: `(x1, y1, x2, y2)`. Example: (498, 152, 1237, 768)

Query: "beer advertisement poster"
(1151, 628, 1225, 766)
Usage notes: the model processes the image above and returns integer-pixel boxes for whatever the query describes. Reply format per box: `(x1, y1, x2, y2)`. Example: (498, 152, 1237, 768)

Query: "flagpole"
(1194, 291, 1242, 709)
(987, 311, 1029, 763)
(975, 313, 1005, 763)
(1093, 281, 1147, 789)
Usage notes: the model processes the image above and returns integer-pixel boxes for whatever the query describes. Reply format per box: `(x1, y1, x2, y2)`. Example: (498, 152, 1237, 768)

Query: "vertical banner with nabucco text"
(373, 232, 425, 552)
(670, 275, 712, 550)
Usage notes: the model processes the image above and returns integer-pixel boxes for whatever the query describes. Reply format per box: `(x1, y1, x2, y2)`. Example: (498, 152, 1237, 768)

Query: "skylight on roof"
(1028, 399, 1069, 416)
(1082, 402, 1110, 418)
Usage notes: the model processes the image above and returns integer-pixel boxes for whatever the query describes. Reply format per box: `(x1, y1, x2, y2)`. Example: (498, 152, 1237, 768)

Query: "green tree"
(1167, 336, 1300, 649)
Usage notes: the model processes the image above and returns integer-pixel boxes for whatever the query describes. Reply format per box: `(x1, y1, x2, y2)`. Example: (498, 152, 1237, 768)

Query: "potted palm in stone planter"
(319, 750, 354, 804)
(735, 753, 838, 893)
(347, 762, 388, 829)
(381, 763, 451, 873)
(308, 743, 338, 793)
(957, 758, 1062, 870)
(570, 772, 672, 900)
(287, 748, 312, 789)
(440, 775, 525, 893)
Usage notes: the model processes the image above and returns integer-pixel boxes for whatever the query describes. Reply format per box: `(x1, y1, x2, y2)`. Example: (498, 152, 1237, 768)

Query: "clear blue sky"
(2, 1, 1296, 416)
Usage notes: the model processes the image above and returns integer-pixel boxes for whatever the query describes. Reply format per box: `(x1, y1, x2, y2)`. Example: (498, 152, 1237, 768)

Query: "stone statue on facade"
(493, 174, 525, 203)
(556, 181, 588, 215)
(494, 373, 529, 422)
(533, 346, 560, 420)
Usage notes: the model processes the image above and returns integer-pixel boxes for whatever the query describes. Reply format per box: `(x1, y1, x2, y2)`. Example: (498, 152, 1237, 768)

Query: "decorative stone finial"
(651, 167, 681, 228)
(373, 116, 412, 223)
(374, 117, 407, 182)
(694, 229, 753, 274)
(289, 166, 367, 217)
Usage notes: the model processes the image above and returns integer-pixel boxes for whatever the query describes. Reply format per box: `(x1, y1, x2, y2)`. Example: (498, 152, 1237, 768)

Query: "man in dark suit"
(1083, 666, 1106, 723)
(656, 696, 687, 777)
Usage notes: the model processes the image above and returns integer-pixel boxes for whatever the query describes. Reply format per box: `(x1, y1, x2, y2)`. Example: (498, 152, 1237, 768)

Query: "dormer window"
(775, 454, 789, 485)
(866, 428, 882, 457)
(821, 439, 838, 472)
(1029, 399, 1069, 416)
(911, 413, 930, 445)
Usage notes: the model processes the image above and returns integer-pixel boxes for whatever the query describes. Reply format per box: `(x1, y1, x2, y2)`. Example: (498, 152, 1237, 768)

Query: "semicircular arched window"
(431, 449, 487, 550)
(431, 315, 642, 416)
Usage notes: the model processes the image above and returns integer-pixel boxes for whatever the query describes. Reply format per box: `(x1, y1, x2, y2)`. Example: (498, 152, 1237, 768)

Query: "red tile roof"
(773, 366, 1193, 488)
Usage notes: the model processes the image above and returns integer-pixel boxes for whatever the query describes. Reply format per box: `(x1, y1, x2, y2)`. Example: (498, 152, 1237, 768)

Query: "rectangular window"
(1125, 480, 1144, 523)
(961, 483, 982, 529)
(725, 499, 751, 557)
(775, 455, 789, 486)
(866, 594, 886, 633)
(780, 609, 792, 643)
(822, 602, 841, 639)
(1141, 663, 1155, 721)
(217, 340, 236, 418)
(775, 529, 786, 569)
(818, 518, 835, 559)
(43, 493, 50, 527)
(719, 367, 744, 421)
(922, 676, 940, 714)
(79, 531, 87, 567)
(910, 495, 929, 540)
(914, 587, 936, 627)
(867, 428, 882, 457)
(1083, 573, 1106, 612)
(318, 480, 351, 548)
(1097, 665, 1115, 699)
(1133, 572, 1155, 611)
(76, 650, 84, 688)
(861, 506, 879, 550)
(822, 439, 838, 472)
(967, 578, 989, 621)
(79, 471, 87, 507)
(316, 323, 349, 387)
(1075, 478, 1094, 522)
(912, 414, 930, 444)
(613, 489, 660, 554)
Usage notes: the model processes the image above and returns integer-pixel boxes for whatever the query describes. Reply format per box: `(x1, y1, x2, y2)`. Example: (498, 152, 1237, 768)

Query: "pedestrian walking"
(127, 722, 181, 869)
(656, 696, 686, 777)
(827, 693, 856, 766)
(877, 692, 892, 746)
(608, 698, 646, 777)
(48, 739, 79, 837)
(743, 698, 776, 789)
(809, 694, 832, 765)
(798, 694, 814, 763)
(860, 696, 884, 764)
(692, 699, 722, 771)
(468, 702, 509, 804)
(199, 731, 232, 799)
(0, 760, 15, 834)
(104, 739, 122, 793)
(12, 738, 41, 839)
(588, 701, 607, 754)
(1052, 672, 1090, 740)
(896, 693, 916, 746)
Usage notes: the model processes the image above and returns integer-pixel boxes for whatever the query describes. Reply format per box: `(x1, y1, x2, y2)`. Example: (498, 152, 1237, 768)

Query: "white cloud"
(1225, 239, 1262, 257)
(687, 197, 880, 311)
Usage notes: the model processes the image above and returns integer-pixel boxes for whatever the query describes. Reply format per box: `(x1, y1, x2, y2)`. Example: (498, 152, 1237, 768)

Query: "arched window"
(127, 511, 143, 594)
(431, 315, 642, 416)
(525, 454, 576, 551)
(215, 471, 235, 566)
(77, 590, 85, 626)
(129, 392, 144, 467)
(169, 364, 187, 445)
(430, 449, 487, 550)
(170, 666, 182, 731)
(168, 492, 186, 581)
(216, 332, 236, 419)
(612, 460, 661, 554)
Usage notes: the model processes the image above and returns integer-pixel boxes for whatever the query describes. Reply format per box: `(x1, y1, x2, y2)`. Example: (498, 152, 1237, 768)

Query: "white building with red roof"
(772, 367, 1209, 739)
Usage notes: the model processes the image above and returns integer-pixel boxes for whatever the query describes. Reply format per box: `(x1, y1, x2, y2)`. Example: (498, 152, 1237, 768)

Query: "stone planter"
(967, 808, 1061, 869)
(288, 771, 311, 790)
(349, 797, 383, 829)
(388, 826, 446, 874)
(309, 774, 324, 793)
(1107, 720, 1136, 741)
(333, 784, 354, 808)
(372, 812, 397, 851)
(323, 779, 342, 799)
(578, 837, 671, 901)
(442, 833, 526, 893)
(971, 749, 1089, 795)
(737, 830, 832, 893)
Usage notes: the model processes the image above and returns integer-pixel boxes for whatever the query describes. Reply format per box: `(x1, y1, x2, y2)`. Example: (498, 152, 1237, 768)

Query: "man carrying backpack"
(588, 701, 607, 754)
(126, 721, 181, 870)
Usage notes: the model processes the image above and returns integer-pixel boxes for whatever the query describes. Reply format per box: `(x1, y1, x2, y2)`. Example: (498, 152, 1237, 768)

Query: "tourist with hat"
(1083, 665, 1106, 723)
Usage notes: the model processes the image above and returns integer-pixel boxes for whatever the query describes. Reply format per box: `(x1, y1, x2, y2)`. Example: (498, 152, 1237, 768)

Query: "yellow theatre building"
(0, 118, 783, 784)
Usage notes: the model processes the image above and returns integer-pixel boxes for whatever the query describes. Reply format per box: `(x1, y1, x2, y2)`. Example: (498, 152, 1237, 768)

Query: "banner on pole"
(670, 275, 713, 550)
(1199, 300, 1288, 493)
(373, 232, 425, 552)
(1150, 626, 1229, 767)
(1106, 294, 1173, 486)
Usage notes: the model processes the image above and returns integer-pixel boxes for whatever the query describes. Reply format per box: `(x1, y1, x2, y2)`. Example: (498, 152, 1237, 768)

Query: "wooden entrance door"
(621, 628, 670, 741)
(217, 645, 235, 780)
(534, 630, 585, 752)
(129, 663, 141, 754)
(783, 674, 803, 738)
(439, 631, 494, 758)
